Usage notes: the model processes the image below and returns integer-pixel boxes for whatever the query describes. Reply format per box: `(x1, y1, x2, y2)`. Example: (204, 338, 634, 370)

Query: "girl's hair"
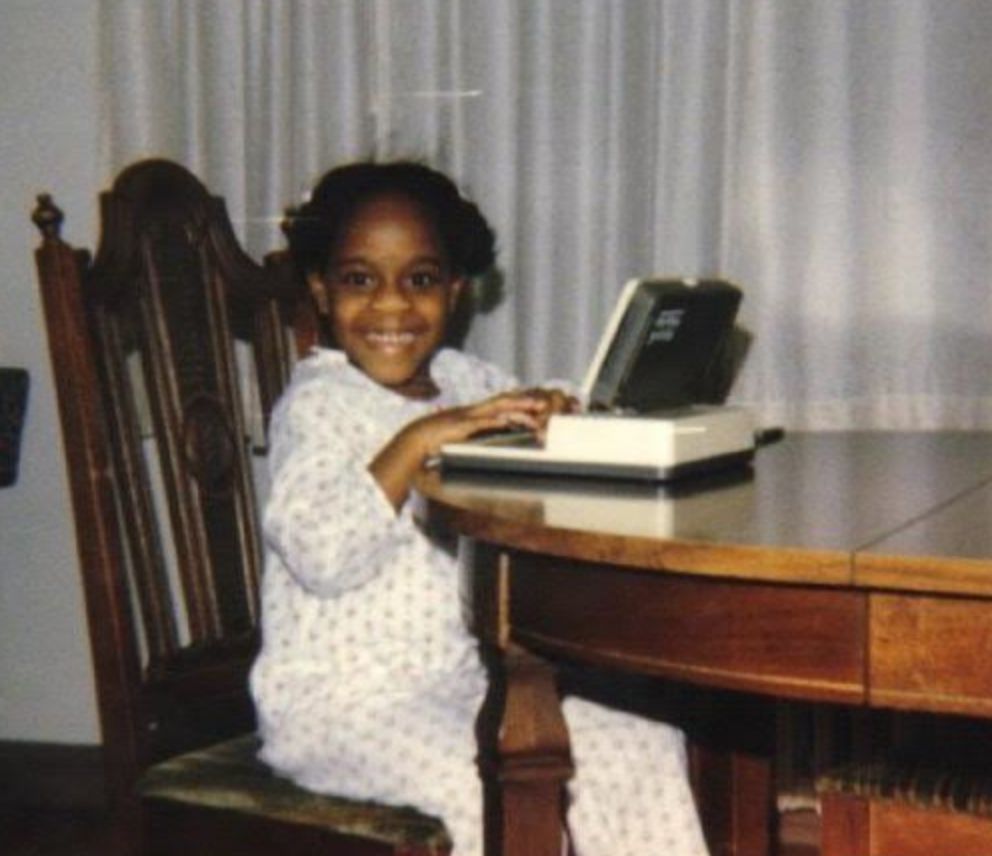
(286, 161, 497, 278)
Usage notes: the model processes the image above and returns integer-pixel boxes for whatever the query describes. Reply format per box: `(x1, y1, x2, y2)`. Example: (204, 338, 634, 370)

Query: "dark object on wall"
(0, 368, 29, 487)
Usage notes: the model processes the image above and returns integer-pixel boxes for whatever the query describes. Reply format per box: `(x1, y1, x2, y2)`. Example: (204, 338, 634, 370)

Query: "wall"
(0, 0, 103, 743)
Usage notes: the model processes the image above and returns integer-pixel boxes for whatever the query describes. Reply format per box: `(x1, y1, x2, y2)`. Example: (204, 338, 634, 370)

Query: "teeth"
(366, 331, 415, 346)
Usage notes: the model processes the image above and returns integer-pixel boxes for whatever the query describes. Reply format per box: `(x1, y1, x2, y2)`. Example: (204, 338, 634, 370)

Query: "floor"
(1, 806, 114, 856)
(1, 804, 820, 855)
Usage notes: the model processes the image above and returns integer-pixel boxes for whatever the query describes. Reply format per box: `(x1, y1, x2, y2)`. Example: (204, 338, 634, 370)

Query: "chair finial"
(32, 194, 64, 241)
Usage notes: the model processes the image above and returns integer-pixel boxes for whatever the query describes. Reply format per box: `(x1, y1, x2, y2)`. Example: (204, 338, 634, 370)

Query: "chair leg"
(820, 792, 869, 856)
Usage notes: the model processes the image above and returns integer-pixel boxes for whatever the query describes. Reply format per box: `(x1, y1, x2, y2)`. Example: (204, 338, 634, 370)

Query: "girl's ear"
(306, 273, 331, 316)
(448, 277, 466, 311)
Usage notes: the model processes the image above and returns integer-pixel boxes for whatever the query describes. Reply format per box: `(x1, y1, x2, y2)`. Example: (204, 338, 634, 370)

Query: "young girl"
(250, 161, 709, 856)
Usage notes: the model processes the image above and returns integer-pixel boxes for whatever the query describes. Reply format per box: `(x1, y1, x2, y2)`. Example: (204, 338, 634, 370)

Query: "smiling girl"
(250, 162, 708, 855)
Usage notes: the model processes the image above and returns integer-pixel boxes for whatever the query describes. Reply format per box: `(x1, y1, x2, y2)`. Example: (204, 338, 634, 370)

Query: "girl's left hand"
(510, 387, 580, 439)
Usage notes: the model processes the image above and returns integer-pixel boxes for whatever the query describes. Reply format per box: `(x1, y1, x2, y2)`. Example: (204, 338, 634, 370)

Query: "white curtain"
(98, 0, 992, 430)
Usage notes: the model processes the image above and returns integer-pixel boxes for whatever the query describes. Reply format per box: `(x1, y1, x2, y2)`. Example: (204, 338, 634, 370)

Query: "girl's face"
(308, 192, 463, 399)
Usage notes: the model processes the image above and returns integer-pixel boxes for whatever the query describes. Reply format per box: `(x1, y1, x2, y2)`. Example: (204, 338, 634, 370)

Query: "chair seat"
(817, 762, 992, 817)
(138, 734, 451, 849)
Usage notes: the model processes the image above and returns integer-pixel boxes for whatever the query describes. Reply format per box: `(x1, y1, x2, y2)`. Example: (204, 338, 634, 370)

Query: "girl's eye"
(409, 271, 441, 290)
(338, 271, 375, 290)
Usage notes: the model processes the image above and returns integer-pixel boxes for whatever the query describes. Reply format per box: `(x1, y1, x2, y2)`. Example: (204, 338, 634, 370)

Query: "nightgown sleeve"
(262, 376, 415, 598)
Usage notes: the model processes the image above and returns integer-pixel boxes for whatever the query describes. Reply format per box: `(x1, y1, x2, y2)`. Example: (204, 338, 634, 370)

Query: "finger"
(470, 395, 544, 418)
(544, 390, 569, 412)
(449, 416, 534, 449)
(452, 410, 540, 444)
(503, 411, 540, 430)
(527, 387, 574, 413)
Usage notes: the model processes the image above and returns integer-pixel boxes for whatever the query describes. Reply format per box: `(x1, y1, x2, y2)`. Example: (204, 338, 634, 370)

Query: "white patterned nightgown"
(250, 347, 709, 856)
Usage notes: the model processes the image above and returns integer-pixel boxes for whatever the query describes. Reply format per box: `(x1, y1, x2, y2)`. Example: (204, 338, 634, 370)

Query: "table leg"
(479, 644, 574, 856)
(689, 694, 776, 856)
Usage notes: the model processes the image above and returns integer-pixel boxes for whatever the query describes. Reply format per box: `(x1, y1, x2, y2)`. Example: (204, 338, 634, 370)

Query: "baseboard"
(0, 740, 106, 809)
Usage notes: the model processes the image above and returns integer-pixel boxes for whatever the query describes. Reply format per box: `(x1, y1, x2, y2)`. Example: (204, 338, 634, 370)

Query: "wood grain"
(870, 592, 992, 717)
(505, 551, 866, 703)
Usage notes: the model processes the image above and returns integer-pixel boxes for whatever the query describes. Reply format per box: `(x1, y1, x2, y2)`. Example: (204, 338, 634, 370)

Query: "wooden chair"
(32, 159, 451, 856)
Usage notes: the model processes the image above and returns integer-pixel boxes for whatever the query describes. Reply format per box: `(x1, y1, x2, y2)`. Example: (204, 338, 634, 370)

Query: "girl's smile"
(307, 192, 463, 399)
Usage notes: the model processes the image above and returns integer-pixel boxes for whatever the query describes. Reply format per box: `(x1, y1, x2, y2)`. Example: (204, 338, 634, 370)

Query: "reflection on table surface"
(434, 467, 756, 541)
(420, 432, 992, 588)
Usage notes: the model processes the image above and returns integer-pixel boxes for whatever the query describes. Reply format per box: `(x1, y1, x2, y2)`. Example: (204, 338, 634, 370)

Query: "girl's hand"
(370, 388, 579, 508)
(507, 387, 580, 440)
(416, 387, 578, 456)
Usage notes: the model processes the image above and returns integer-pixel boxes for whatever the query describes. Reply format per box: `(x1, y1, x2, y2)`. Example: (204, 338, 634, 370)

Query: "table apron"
(869, 591, 992, 718)
(504, 550, 867, 705)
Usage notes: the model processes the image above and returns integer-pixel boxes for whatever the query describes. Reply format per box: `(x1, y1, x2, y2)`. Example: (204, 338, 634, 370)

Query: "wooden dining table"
(418, 431, 992, 856)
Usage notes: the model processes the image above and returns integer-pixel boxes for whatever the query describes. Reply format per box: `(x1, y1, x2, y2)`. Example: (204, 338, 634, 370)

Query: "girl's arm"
(370, 388, 577, 509)
(264, 380, 575, 596)
(263, 386, 414, 597)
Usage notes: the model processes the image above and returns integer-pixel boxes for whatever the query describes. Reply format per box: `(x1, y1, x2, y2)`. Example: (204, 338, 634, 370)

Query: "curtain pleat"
(98, 0, 992, 430)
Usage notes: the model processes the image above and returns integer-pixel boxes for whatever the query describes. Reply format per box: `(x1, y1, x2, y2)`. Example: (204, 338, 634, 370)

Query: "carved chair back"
(32, 159, 317, 814)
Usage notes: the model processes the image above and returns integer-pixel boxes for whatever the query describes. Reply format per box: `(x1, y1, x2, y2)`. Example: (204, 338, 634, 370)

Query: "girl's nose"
(370, 278, 412, 311)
